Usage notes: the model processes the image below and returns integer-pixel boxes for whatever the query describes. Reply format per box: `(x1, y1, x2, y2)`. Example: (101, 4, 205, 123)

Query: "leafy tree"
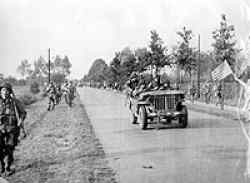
(87, 58, 108, 83)
(53, 55, 72, 76)
(17, 59, 32, 78)
(51, 73, 66, 84)
(212, 14, 239, 70)
(135, 47, 151, 72)
(119, 47, 137, 84)
(61, 56, 72, 75)
(173, 27, 196, 80)
(148, 30, 170, 75)
(109, 52, 122, 84)
(32, 56, 48, 77)
(4, 76, 18, 85)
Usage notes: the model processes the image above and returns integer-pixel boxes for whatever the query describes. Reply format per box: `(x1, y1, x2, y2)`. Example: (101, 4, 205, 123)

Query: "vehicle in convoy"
(128, 90, 188, 130)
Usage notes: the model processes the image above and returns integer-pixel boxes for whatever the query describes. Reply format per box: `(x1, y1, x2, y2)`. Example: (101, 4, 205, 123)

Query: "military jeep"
(129, 90, 188, 130)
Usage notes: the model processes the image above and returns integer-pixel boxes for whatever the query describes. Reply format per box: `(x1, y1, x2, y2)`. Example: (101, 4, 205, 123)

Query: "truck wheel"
(130, 111, 137, 124)
(138, 106, 147, 130)
(179, 106, 188, 128)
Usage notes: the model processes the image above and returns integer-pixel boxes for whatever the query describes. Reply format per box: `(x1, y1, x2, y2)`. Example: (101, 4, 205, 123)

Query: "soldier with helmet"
(0, 82, 26, 176)
(46, 82, 56, 111)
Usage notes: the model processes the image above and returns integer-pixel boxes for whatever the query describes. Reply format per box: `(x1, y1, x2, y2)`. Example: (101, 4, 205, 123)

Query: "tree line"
(83, 14, 246, 89)
(16, 55, 72, 85)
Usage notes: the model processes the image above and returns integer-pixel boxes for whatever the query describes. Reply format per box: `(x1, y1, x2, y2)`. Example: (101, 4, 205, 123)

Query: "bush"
(30, 82, 40, 94)
(19, 94, 38, 106)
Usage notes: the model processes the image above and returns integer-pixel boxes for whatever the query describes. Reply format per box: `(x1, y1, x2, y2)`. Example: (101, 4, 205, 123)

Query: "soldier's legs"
(5, 132, 16, 174)
(0, 133, 5, 173)
(48, 97, 52, 111)
(48, 96, 55, 111)
(65, 94, 69, 105)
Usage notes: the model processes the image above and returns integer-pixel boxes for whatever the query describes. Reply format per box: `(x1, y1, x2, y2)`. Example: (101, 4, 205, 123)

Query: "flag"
(211, 60, 233, 81)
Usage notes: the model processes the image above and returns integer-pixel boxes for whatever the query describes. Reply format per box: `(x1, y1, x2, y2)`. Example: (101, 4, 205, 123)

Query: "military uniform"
(46, 83, 56, 111)
(55, 84, 62, 105)
(0, 83, 26, 175)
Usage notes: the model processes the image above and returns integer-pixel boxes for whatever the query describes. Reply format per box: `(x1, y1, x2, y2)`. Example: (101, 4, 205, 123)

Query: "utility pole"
(197, 34, 201, 98)
(48, 48, 51, 83)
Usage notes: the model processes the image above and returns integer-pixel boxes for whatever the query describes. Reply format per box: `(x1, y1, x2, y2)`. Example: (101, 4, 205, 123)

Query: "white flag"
(211, 60, 233, 81)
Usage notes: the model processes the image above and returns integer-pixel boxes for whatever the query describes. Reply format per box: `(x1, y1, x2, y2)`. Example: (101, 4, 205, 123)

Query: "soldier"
(62, 80, 69, 104)
(233, 74, 250, 114)
(46, 82, 56, 111)
(146, 74, 161, 91)
(189, 82, 196, 103)
(55, 83, 62, 105)
(0, 82, 26, 176)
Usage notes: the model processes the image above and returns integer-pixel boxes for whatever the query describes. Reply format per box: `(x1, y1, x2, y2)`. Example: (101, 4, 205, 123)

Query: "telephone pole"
(197, 34, 201, 98)
(48, 48, 51, 83)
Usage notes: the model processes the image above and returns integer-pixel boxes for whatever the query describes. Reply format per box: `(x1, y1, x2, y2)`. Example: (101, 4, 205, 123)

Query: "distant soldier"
(189, 82, 196, 103)
(203, 81, 212, 104)
(215, 82, 223, 107)
(46, 82, 56, 111)
(0, 83, 26, 176)
(62, 81, 76, 107)
(125, 72, 140, 106)
(233, 74, 250, 115)
(55, 83, 62, 105)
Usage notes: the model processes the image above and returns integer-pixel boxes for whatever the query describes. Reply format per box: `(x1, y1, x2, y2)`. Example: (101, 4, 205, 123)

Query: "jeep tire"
(138, 106, 148, 130)
(179, 105, 188, 128)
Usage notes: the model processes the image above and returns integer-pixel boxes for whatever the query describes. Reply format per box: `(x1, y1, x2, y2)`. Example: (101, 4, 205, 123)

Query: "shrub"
(19, 94, 38, 106)
(30, 82, 40, 94)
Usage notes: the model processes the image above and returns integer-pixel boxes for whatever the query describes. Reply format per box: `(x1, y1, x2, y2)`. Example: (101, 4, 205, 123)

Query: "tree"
(53, 55, 63, 73)
(173, 27, 196, 80)
(53, 55, 72, 76)
(135, 47, 151, 73)
(119, 47, 137, 84)
(148, 30, 170, 75)
(109, 52, 122, 84)
(87, 58, 108, 83)
(17, 59, 32, 78)
(212, 14, 239, 70)
(61, 56, 72, 76)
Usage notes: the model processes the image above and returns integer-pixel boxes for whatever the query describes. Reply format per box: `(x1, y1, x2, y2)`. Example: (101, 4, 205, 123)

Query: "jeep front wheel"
(138, 106, 147, 130)
(179, 106, 188, 128)
(130, 110, 137, 124)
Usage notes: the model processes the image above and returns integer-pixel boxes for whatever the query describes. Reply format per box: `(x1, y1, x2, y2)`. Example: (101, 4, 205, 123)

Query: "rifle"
(11, 94, 26, 137)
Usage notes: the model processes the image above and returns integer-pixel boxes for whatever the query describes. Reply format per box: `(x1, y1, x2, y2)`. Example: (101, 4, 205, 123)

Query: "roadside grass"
(5, 93, 116, 183)
(13, 85, 44, 106)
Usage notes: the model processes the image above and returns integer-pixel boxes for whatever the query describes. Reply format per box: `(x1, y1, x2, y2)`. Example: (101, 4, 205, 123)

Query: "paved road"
(79, 87, 250, 183)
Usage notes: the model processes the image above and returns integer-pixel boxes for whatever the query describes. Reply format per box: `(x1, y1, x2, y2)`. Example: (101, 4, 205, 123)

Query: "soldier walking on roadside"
(0, 83, 26, 176)
(46, 82, 56, 111)
(55, 83, 62, 105)
(190, 82, 196, 103)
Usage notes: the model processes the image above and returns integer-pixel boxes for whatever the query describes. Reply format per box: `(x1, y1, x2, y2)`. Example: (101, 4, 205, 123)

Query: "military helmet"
(0, 82, 13, 93)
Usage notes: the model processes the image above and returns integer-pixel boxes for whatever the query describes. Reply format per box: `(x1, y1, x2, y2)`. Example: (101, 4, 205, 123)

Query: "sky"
(1, 0, 250, 79)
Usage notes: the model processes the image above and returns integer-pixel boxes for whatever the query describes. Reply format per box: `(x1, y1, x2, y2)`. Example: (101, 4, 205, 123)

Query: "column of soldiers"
(0, 82, 27, 176)
(45, 80, 76, 111)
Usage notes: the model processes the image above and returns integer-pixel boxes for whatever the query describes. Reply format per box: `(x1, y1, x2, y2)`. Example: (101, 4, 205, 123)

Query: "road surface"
(79, 87, 249, 183)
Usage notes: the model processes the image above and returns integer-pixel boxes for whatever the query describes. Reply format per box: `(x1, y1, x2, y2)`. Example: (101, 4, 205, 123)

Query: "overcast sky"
(1, 0, 250, 79)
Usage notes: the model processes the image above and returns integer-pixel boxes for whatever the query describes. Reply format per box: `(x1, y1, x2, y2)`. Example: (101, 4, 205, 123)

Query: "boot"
(5, 147, 14, 176)
(0, 159, 5, 175)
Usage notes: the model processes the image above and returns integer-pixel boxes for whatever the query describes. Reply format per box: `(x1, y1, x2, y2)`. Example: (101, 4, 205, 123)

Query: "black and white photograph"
(1, 0, 250, 182)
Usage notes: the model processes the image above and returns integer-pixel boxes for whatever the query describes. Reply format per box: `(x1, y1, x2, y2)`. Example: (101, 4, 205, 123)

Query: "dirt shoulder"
(5, 96, 116, 183)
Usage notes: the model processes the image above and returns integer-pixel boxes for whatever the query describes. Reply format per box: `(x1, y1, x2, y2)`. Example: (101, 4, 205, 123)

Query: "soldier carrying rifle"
(46, 82, 56, 111)
(0, 82, 26, 176)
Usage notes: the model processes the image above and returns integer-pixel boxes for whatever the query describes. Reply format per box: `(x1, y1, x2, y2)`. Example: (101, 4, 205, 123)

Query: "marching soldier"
(0, 82, 26, 176)
(55, 83, 62, 105)
(46, 82, 56, 111)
